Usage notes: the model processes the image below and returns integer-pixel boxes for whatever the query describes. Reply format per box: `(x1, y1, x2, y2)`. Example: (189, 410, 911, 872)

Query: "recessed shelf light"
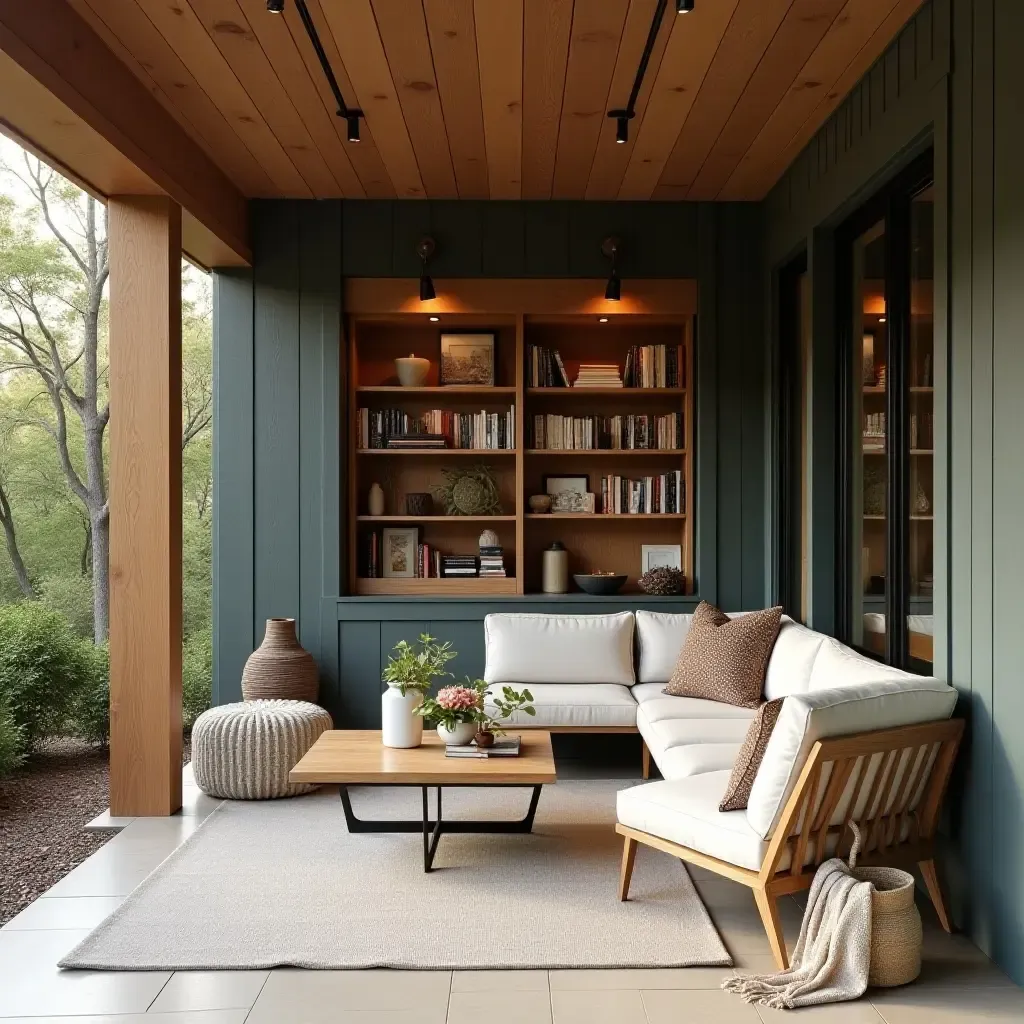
(599, 317, 609, 323)
(429, 316, 440, 322)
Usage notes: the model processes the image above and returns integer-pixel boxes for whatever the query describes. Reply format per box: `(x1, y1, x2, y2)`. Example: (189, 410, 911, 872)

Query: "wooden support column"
(108, 196, 183, 817)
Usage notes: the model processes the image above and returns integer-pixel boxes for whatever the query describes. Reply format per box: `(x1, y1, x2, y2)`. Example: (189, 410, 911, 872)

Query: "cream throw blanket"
(723, 858, 873, 1009)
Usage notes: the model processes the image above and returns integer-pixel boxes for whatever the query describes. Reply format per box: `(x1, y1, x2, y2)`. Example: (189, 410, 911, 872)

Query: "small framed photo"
(543, 475, 590, 501)
(382, 527, 420, 578)
(641, 544, 682, 574)
(440, 332, 496, 386)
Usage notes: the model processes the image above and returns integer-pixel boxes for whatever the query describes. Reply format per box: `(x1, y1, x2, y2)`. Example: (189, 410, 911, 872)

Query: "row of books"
(527, 345, 570, 387)
(525, 344, 685, 389)
(623, 345, 685, 389)
(600, 471, 685, 515)
(478, 545, 507, 578)
(530, 414, 683, 451)
(358, 408, 515, 450)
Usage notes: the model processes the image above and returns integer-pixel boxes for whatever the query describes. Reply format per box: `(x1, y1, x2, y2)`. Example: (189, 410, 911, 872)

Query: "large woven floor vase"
(242, 618, 318, 702)
(192, 700, 332, 800)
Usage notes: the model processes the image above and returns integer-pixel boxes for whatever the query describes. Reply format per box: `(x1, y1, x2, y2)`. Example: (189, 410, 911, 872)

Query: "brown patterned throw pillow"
(720, 698, 785, 812)
(664, 601, 783, 708)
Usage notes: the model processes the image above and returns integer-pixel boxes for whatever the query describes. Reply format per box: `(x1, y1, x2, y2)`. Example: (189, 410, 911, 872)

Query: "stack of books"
(416, 543, 441, 578)
(445, 737, 522, 759)
(600, 471, 684, 514)
(527, 345, 570, 387)
(441, 555, 478, 579)
(360, 410, 514, 450)
(478, 543, 506, 578)
(530, 413, 683, 450)
(623, 345, 684, 388)
(385, 432, 447, 450)
(573, 364, 623, 388)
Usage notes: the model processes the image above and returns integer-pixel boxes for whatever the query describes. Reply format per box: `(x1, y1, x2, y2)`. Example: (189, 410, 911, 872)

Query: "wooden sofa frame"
(617, 718, 965, 969)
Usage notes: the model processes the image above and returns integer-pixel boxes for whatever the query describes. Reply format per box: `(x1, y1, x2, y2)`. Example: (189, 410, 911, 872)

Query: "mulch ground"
(0, 737, 192, 926)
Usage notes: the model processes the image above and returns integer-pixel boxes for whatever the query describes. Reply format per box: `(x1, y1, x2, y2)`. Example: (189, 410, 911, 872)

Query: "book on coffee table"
(445, 737, 521, 759)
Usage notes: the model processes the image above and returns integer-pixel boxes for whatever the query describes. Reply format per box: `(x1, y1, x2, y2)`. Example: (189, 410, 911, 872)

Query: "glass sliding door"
(851, 219, 888, 655)
(907, 185, 934, 668)
(837, 153, 935, 670)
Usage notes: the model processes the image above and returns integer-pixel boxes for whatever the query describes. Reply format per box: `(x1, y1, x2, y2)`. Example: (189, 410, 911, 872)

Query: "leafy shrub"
(0, 703, 25, 777)
(0, 602, 92, 746)
(182, 626, 212, 732)
(38, 573, 95, 639)
(71, 643, 109, 746)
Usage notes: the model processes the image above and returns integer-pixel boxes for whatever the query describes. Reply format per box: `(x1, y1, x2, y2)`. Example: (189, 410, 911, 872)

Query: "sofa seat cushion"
(617, 775, 768, 871)
(484, 612, 635, 686)
(657, 743, 746, 779)
(640, 713, 754, 751)
(636, 702, 754, 779)
(631, 684, 757, 723)
(484, 683, 637, 728)
(746, 678, 958, 839)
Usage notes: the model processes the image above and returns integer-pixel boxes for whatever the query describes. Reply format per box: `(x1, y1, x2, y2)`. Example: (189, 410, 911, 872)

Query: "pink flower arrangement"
(435, 686, 481, 713)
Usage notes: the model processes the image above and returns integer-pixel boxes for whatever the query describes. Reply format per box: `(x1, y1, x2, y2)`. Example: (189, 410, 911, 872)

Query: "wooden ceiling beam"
(653, 0, 793, 201)
(373, 0, 458, 199)
(720, 0, 912, 199)
(551, 0, 629, 199)
(291, 0, 395, 198)
(585, 0, 671, 201)
(0, 0, 248, 264)
(617, 0, 740, 200)
(680, 0, 845, 200)
(474, 0, 523, 200)
(519, 0, 572, 199)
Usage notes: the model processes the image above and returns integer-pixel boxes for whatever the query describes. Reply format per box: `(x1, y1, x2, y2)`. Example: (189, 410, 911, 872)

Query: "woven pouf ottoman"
(192, 700, 333, 799)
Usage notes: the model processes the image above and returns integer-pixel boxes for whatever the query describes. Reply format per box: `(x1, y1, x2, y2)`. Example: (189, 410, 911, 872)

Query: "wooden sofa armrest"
(758, 717, 964, 889)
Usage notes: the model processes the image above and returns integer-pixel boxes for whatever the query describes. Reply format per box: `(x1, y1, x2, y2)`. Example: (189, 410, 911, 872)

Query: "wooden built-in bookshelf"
(345, 281, 695, 597)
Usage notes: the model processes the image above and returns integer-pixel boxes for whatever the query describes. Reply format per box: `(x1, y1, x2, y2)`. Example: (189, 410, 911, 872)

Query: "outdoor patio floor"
(0, 764, 1019, 1023)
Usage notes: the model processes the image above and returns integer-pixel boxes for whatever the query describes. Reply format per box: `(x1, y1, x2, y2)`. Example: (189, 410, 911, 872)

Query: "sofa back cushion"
(484, 612, 635, 686)
(762, 621, 827, 700)
(635, 611, 693, 683)
(745, 677, 958, 839)
(808, 638, 921, 692)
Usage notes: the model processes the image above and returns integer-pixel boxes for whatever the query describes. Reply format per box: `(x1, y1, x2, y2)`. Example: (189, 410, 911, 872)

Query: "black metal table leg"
(340, 783, 545, 871)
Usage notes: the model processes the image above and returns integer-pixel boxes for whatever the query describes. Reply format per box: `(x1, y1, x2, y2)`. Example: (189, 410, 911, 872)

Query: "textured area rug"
(61, 781, 731, 970)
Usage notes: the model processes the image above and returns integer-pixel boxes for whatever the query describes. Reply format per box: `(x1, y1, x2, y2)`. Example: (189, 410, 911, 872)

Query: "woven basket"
(848, 822, 922, 988)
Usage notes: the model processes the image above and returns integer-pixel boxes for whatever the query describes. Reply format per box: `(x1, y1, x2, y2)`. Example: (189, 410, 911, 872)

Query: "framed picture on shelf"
(544, 475, 589, 498)
(641, 544, 682, 574)
(381, 527, 420, 578)
(440, 332, 495, 386)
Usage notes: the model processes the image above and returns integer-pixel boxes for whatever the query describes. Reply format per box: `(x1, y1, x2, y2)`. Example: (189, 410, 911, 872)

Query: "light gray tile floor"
(1, 770, 1018, 1023)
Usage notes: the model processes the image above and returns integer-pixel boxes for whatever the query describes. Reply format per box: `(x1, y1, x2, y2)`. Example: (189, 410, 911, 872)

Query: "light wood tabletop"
(289, 729, 557, 786)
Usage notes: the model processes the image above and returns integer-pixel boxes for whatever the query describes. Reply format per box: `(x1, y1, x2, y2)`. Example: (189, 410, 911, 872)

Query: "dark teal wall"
(763, 0, 1024, 986)
(213, 199, 767, 725)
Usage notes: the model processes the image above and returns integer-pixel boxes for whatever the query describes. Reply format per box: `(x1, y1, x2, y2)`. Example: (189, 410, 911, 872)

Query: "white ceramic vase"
(381, 684, 424, 748)
(436, 721, 477, 746)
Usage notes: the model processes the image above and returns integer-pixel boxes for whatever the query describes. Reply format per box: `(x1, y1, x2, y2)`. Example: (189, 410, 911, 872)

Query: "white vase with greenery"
(380, 634, 456, 749)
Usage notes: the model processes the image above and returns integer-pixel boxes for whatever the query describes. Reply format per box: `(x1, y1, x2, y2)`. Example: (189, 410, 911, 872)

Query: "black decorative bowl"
(405, 492, 433, 516)
(573, 573, 627, 595)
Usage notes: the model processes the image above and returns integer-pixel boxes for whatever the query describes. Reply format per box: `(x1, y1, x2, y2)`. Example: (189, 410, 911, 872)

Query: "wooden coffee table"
(289, 730, 557, 872)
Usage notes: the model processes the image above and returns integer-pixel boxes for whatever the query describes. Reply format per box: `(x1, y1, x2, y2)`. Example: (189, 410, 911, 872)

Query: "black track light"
(346, 114, 360, 143)
(676, 0, 695, 12)
(267, 0, 285, 12)
(417, 236, 437, 303)
(616, 116, 629, 144)
(602, 237, 622, 302)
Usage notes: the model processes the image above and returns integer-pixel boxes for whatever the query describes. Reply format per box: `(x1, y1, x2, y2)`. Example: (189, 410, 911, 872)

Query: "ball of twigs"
(638, 566, 686, 596)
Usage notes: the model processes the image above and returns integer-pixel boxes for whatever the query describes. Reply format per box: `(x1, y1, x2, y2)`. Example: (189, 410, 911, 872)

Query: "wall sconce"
(417, 237, 436, 301)
(602, 237, 621, 301)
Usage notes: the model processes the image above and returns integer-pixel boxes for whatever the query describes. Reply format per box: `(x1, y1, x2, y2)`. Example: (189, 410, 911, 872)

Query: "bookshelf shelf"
(527, 387, 685, 396)
(356, 515, 517, 523)
(526, 448, 685, 457)
(527, 513, 687, 521)
(347, 288, 695, 597)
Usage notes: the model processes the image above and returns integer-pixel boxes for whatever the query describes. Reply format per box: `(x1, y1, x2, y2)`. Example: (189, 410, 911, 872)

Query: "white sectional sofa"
(484, 610, 964, 968)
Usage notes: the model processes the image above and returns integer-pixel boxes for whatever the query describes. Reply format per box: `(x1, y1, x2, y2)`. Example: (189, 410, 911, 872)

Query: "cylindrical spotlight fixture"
(604, 274, 621, 302)
(419, 274, 436, 302)
(417, 236, 437, 302)
(676, 0, 695, 12)
(267, 0, 285, 12)
(346, 114, 360, 143)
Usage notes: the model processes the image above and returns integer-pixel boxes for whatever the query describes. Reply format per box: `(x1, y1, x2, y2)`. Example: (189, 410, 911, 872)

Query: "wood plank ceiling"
(67, 0, 924, 202)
